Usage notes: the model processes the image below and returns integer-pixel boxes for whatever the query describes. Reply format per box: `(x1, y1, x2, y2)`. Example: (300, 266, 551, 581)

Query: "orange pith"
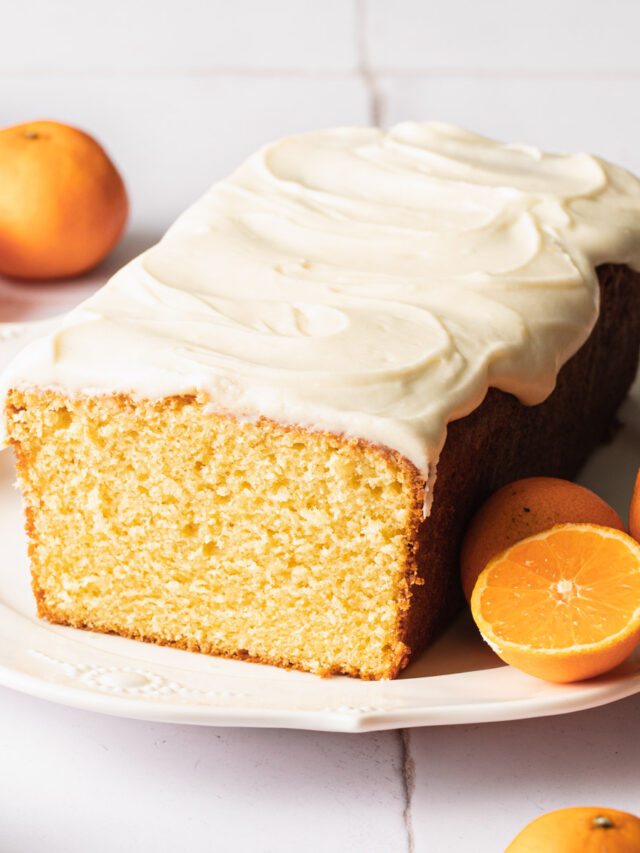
(471, 523, 640, 682)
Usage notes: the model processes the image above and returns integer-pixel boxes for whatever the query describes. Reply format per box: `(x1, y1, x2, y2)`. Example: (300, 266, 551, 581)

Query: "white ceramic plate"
(1, 318, 639, 732)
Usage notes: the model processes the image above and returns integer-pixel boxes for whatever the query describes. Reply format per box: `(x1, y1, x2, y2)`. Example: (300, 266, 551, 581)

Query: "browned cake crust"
(398, 263, 640, 662)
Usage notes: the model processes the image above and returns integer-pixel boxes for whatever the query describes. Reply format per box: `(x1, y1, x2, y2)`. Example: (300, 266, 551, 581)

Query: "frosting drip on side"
(2, 122, 640, 475)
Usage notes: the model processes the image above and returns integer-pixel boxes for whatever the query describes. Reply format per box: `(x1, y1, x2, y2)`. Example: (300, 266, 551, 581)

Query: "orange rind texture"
(504, 806, 640, 853)
(0, 119, 128, 280)
(461, 477, 625, 602)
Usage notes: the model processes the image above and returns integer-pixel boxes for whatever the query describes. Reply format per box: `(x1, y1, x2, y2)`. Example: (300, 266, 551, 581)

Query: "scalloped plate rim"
(1, 317, 639, 732)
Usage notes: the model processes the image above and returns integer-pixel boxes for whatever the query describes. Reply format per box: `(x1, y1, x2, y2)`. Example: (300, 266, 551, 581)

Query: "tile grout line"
(365, 66, 640, 80)
(0, 67, 361, 79)
(399, 728, 416, 853)
(354, 0, 383, 126)
(4, 66, 639, 82)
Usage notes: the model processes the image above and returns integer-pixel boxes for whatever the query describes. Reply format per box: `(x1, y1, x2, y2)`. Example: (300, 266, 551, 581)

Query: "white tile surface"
(2, 0, 359, 71)
(2, 2, 640, 851)
(0, 687, 408, 853)
(406, 692, 640, 853)
(0, 74, 370, 231)
(380, 75, 640, 174)
(0, 237, 142, 323)
(365, 0, 640, 71)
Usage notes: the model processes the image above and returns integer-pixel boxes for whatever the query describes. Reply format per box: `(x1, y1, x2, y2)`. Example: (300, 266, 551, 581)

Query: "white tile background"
(4, 0, 640, 230)
(2, 1, 640, 851)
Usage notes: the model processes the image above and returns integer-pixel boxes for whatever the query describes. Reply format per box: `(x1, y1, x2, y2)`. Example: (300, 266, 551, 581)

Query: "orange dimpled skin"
(630, 467, 640, 543)
(471, 523, 640, 683)
(0, 120, 128, 280)
(504, 806, 640, 852)
(461, 477, 625, 601)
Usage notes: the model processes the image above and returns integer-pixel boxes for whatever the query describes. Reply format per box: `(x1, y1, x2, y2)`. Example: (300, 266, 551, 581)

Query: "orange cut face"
(471, 523, 640, 682)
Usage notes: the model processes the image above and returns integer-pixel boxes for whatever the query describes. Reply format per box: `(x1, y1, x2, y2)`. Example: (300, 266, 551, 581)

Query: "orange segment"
(471, 523, 640, 682)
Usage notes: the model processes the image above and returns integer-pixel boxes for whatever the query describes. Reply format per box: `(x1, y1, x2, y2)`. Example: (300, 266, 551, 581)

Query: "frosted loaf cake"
(2, 123, 640, 679)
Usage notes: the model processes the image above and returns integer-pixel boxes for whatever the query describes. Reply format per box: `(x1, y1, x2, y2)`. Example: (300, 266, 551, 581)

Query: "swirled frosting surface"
(2, 122, 640, 475)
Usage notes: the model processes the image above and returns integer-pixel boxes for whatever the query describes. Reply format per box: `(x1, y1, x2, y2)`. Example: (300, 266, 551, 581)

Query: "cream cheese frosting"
(2, 122, 640, 478)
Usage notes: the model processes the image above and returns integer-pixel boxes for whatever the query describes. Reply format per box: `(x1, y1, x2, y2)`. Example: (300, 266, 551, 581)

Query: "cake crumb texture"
(6, 393, 423, 679)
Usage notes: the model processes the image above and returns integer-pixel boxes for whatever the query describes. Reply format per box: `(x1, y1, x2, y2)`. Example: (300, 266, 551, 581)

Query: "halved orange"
(471, 523, 640, 682)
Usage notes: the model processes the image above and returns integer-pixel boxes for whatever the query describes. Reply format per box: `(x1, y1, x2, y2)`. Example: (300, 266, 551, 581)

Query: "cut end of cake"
(6, 389, 425, 680)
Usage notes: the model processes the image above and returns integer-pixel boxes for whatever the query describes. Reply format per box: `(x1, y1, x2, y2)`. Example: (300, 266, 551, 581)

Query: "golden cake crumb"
(7, 390, 423, 679)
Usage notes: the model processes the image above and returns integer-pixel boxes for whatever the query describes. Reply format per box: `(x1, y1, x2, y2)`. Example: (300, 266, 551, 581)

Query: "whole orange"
(629, 467, 640, 543)
(461, 477, 625, 602)
(0, 120, 128, 280)
(504, 806, 640, 852)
